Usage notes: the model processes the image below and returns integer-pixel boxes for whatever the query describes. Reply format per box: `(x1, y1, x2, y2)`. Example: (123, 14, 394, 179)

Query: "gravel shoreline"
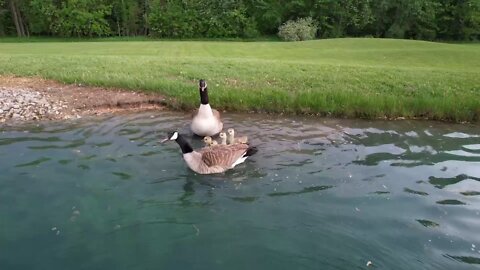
(0, 76, 166, 123)
(0, 87, 78, 122)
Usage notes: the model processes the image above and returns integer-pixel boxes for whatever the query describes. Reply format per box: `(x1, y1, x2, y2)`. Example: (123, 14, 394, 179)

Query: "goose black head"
(161, 131, 193, 154)
(198, 79, 209, 105)
(161, 131, 179, 143)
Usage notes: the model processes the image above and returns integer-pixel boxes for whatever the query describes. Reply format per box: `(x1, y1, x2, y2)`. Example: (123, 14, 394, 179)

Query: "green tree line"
(0, 0, 479, 40)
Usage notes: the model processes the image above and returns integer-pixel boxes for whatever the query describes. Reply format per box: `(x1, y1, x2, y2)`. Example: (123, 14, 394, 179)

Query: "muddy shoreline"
(0, 76, 166, 123)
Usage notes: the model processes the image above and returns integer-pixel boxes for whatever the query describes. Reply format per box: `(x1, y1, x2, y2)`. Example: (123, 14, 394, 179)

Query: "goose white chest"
(191, 104, 222, 136)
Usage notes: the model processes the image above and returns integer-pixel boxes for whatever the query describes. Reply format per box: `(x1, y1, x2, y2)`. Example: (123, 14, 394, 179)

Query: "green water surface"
(1, 112, 479, 269)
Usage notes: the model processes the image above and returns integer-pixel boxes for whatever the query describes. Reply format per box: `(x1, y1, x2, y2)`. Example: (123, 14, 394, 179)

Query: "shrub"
(278, 17, 317, 41)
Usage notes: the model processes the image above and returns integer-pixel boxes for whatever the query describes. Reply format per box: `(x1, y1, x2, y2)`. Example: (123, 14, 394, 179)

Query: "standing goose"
(161, 131, 257, 174)
(191, 79, 223, 137)
(227, 128, 248, 145)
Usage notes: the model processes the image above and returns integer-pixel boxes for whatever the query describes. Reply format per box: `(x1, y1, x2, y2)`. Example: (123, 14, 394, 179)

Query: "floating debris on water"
(366, 261, 372, 267)
(51, 227, 57, 231)
(72, 210, 80, 216)
(56, 230, 60, 235)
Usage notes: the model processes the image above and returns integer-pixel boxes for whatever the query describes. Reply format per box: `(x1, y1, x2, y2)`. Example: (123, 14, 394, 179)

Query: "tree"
(58, 0, 112, 37)
(28, 0, 56, 35)
(370, 0, 438, 40)
(149, 0, 257, 38)
(437, 0, 480, 40)
(0, 0, 8, 36)
(8, 0, 28, 36)
(109, 0, 144, 36)
(245, 0, 286, 35)
(0, 0, 478, 40)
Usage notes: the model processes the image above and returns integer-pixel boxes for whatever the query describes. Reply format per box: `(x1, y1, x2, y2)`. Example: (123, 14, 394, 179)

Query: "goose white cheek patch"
(170, 132, 178, 140)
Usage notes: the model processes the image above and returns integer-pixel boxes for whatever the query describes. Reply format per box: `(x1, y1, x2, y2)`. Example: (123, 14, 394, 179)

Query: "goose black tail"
(245, 146, 258, 157)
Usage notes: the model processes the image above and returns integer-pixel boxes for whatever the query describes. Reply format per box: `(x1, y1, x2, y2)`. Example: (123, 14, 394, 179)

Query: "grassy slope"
(0, 38, 479, 121)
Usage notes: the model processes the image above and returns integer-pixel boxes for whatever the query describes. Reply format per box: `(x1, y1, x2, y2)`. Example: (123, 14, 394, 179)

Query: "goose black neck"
(175, 135, 193, 154)
(199, 87, 209, 105)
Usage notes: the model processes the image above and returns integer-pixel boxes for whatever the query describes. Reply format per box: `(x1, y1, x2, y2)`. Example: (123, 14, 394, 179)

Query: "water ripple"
(1, 112, 479, 270)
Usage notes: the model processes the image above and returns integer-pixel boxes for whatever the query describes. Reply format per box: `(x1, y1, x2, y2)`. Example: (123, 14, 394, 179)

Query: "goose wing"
(198, 144, 249, 167)
(212, 109, 221, 120)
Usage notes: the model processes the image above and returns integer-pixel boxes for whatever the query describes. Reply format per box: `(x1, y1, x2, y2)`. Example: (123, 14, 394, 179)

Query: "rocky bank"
(0, 76, 166, 123)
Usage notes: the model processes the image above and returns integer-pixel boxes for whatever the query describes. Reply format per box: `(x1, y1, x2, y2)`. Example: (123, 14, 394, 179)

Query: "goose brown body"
(185, 144, 252, 174)
(163, 131, 256, 175)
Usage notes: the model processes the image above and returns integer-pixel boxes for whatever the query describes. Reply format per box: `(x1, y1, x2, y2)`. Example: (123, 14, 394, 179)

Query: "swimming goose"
(203, 136, 218, 147)
(161, 131, 257, 174)
(191, 79, 223, 137)
(219, 132, 227, 145)
(227, 128, 248, 145)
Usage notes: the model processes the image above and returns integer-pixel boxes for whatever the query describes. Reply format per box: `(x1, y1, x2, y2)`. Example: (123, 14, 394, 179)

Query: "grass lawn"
(0, 38, 479, 122)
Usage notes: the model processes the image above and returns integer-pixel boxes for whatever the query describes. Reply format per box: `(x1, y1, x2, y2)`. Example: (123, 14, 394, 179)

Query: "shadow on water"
(429, 174, 480, 189)
(15, 157, 51, 167)
(268, 185, 333, 197)
(444, 255, 480, 265)
(404, 187, 429, 196)
(435, 199, 466, 205)
(416, 219, 440, 228)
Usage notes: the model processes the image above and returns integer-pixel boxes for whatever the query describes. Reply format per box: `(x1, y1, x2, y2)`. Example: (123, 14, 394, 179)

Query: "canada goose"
(191, 79, 223, 137)
(161, 131, 257, 174)
(227, 128, 248, 145)
(219, 132, 227, 145)
(203, 136, 218, 147)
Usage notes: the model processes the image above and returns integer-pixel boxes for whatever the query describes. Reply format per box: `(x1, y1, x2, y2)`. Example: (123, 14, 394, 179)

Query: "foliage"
(148, 0, 258, 38)
(0, 0, 7, 36)
(278, 17, 317, 41)
(0, 0, 479, 40)
(109, 0, 144, 36)
(54, 0, 112, 37)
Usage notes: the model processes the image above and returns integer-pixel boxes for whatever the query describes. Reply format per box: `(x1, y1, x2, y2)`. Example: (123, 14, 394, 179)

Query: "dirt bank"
(0, 76, 166, 123)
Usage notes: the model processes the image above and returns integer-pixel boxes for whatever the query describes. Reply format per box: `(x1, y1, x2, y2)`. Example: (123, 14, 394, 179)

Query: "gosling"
(203, 136, 218, 147)
(227, 128, 248, 145)
(219, 132, 227, 145)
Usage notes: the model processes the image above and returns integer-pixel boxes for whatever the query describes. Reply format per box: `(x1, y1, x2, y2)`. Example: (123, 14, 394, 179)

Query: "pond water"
(1, 112, 480, 270)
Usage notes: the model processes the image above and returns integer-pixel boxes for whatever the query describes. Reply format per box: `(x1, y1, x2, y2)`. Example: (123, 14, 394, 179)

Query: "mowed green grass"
(0, 38, 479, 121)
